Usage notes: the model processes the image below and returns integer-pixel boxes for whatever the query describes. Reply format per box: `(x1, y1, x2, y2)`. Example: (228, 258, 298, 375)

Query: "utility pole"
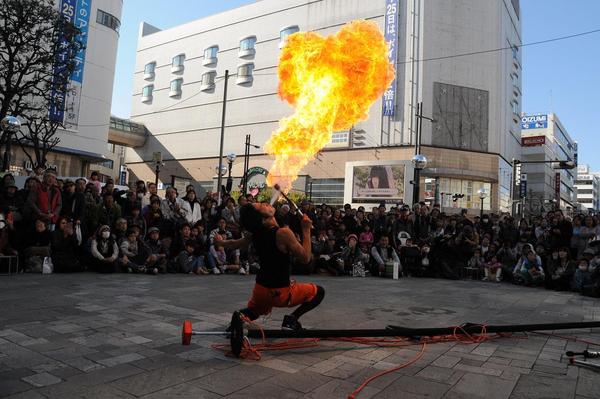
(242, 134, 250, 195)
(216, 70, 229, 204)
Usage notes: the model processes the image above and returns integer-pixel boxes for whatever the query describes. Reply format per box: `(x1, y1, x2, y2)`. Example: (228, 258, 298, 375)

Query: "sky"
(110, 0, 600, 169)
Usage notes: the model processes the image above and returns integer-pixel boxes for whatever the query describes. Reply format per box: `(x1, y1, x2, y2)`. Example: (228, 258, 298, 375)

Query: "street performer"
(216, 202, 325, 331)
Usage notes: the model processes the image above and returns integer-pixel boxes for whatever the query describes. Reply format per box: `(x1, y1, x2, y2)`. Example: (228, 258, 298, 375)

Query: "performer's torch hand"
(300, 214, 312, 232)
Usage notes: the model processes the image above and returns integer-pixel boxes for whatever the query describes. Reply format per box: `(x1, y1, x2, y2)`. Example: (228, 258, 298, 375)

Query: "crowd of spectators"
(2, 167, 599, 298)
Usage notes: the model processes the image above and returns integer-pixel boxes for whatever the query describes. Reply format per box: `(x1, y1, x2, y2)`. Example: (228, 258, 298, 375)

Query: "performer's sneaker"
(282, 315, 302, 331)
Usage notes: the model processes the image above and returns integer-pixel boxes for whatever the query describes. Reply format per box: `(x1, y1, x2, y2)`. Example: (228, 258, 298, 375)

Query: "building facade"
(576, 164, 600, 213)
(519, 113, 577, 214)
(127, 0, 521, 211)
(8, 0, 122, 179)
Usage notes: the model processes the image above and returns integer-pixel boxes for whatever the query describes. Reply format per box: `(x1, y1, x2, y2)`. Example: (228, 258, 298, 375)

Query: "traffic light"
(553, 161, 575, 170)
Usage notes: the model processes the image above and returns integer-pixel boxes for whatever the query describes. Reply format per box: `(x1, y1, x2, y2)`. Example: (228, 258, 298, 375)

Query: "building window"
(331, 132, 349, 144)
(201, 71, 216, 91)
(310, 178, 345, 206)
(239, 36, 257, 57)
(142, 85, 153, 102)
(97, 9, 120, 33)
(236, 63, 254, 84)
(203, 46, 219, 66)
(144, 62, 155, 80)
(280, 25, 299, 48)
(511, 100, 519, 116)
(172, 54, 185, 73)
(169, 78, 183, 97)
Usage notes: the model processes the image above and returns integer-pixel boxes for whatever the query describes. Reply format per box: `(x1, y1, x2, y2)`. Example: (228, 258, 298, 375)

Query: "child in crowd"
(483, 253, 502, 282)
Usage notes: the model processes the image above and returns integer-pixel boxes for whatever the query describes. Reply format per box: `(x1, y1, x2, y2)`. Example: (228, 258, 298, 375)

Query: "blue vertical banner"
(50, 0, 92, 130)
(382, 0, 399, 116)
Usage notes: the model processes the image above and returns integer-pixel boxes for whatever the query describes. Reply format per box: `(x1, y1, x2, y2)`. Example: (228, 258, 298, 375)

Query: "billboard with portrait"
(352, 164, 405, 202)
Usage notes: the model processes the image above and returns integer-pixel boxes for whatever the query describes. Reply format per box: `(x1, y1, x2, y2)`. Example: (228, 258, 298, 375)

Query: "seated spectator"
(370, 235, 400, 277)
(170, 222, 193, 265)
(337, 234, 369, 276)
(144, 227, 168, 273)
(144, 197, 164, 231)
(114, 218, 128, 245)
(399, 238, 421, 277)
(483, 253, 502, 282)
(90, 225, 119, 273)
(497, 240, 518, 281)
(128, 204, 147, 238)
(23, 219, 52, 273)
(175, 239, 209, 274)
(572, 258, 592, 292)
(468, 248, 484, 270)
(120, 228, 156, 274)
(359, 224, 374, 249)
(516, 249, 544, 286)
(207, 218, 241, 274)
(51, 217, 83, 272)
(210, 235, 245, 274)
(546, 246, 576, 290)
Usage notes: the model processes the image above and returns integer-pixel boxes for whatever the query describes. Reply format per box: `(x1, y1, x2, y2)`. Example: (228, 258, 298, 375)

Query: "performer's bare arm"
(214, 234, 252, 251)
(276, 215, 312, 264)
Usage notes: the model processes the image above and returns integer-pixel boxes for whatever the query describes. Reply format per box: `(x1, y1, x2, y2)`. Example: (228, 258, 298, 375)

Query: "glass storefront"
(425, 177, 492, 211)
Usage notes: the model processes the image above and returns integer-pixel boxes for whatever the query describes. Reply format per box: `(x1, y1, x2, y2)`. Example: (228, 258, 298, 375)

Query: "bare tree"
(0, 0, 83, 168)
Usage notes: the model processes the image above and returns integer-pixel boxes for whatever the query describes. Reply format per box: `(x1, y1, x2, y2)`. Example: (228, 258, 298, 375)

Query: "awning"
(52, 145, 106, 162)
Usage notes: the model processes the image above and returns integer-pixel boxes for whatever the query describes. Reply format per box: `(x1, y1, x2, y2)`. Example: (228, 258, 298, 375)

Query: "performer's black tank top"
(254, 227, 291, 288)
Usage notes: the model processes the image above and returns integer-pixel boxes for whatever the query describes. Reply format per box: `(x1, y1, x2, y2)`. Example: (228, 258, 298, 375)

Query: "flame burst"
(265, 20, 395, 192)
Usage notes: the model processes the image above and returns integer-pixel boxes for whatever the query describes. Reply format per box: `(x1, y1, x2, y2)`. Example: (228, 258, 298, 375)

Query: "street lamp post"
(215, 164, 227, 195)
(1, 116, 21, 172)
(411, 154, 428, 206)
(477, 188, 488, 218)
(226, 153, 236, 194)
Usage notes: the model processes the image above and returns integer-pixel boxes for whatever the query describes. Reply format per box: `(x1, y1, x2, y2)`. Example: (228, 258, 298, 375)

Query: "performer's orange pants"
(247, 281, 318, 316)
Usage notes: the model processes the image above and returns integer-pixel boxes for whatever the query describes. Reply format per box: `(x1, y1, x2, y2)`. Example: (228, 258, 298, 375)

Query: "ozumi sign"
(521, 114, 548, 130)
(521, 136, 546, 147)
(382, 0, 398, 116)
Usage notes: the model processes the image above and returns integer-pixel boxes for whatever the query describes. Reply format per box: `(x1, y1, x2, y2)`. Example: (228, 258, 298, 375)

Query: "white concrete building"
(10, 0, 122, 178)
(520, 113, 577, 213)
(127, 0, 521, 211)
(576, 164, 600, 212)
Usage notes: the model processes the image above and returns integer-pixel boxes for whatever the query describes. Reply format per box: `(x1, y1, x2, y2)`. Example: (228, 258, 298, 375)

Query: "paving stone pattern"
(1, 274, 600, 398)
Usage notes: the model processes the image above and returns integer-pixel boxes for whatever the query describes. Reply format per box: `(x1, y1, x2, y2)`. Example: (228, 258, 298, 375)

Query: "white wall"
(55, 0, 122, 157)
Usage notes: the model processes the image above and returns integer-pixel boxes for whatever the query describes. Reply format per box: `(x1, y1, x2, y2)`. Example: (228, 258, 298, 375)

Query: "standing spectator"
(61, 180, 85, 227)
(26, 169, 62, 231)
(161, 187, 186, 236)
(90, 225, 119, 273)
(181, 189, 202, 225)
(97, 192, 122, 229)
(89, 171, 102, 194)
(141, 182, 159, 209)
(144, 197, 164, 231)
(51, 217, 82, 272)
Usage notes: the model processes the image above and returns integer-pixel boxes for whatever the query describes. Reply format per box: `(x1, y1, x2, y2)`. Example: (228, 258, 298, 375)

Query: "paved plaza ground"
(1, 273, 600, 398)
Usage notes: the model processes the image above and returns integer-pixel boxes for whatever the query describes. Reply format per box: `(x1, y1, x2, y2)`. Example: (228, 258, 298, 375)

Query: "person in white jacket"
(181, 189, 202, 225)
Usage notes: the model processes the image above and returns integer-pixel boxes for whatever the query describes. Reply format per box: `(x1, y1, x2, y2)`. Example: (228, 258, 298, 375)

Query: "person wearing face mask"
(90, 225, 119, 273)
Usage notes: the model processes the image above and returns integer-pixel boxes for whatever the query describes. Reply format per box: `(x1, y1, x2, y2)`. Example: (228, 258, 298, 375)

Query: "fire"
(265, 20, 395, 192)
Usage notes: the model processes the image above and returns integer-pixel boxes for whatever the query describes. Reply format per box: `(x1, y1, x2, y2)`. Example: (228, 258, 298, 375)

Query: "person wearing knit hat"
(90, 225, 118, 273)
